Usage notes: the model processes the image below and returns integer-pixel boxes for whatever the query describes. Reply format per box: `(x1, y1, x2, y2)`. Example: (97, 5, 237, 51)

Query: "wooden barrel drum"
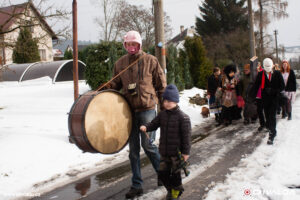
(68, 90, 132, 154)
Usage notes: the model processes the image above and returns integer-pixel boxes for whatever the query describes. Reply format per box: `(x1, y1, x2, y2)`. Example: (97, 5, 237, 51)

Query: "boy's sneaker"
(125, 187, 143, 199)
(171, 189, 182, 200)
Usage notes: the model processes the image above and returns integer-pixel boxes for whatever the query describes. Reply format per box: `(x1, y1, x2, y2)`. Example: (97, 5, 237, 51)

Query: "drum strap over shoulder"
(96, 55, 146, 91)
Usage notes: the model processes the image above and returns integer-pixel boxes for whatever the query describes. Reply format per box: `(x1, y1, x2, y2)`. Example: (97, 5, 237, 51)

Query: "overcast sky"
(5, 0, 300, 47)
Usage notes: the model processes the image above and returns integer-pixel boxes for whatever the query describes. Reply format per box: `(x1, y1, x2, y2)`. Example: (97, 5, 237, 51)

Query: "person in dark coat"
(221, 64, 238, 126)
(140, 84, 191, 200)
(251, 58, 285, 145)
(238, 64, 257, 124)
(207, 67, 222, 124)
(280, 60, 297, 120)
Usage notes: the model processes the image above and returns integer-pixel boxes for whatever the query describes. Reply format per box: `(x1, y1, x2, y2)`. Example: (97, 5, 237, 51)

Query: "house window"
(39, 49, 46, 61)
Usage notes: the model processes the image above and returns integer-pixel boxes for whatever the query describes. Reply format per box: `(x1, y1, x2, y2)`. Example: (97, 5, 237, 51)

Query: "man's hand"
(140, 125, 147, 133)
(182, 154, 189, 162)
(206, 94, 210, 99)
(98, 82, 112, 91)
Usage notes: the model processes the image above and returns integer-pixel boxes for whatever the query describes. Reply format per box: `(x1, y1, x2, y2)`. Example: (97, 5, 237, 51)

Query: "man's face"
(125, 42, 139, 48)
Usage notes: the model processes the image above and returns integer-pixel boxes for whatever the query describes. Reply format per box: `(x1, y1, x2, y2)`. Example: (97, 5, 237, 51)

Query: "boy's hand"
(182, 154, 189, 162)
(140, 125, 147, 133)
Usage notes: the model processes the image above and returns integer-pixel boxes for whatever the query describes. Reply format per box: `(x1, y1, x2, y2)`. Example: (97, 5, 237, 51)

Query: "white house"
(167, 26, 196, 50)
(0, 2, 57, 65)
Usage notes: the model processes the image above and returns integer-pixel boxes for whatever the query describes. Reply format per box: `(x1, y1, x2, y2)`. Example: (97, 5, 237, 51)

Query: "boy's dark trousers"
(158, 156, 184, 193)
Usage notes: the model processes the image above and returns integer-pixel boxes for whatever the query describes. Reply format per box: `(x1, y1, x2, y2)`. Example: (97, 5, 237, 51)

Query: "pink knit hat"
(123, 31, 142, 49)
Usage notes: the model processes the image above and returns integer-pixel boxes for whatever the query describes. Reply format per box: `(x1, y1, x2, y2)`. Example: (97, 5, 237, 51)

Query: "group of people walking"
(98, 29, 296, 200)
(207, 58, 297, 145)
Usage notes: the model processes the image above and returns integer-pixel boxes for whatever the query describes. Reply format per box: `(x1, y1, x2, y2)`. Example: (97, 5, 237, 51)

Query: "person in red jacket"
(140, 84, 191, 200)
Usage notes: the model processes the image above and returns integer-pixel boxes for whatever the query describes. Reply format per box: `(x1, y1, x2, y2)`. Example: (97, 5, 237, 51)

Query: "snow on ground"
(204, 92, 300, 200)
(0, 78, 206, 200)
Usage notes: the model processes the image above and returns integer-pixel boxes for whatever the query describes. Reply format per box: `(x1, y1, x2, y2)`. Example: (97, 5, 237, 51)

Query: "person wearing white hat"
(105, 30, 167, 198)
(251, 58, 285, 145)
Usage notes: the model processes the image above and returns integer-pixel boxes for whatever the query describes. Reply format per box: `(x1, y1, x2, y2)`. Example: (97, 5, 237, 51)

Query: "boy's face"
(163, 99, 177, 110)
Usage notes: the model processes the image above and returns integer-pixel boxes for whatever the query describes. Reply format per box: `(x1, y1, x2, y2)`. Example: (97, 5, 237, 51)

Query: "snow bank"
(0, 81, 207, 199)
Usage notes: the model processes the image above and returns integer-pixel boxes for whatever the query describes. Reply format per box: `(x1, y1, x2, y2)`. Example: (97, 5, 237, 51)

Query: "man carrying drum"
(103, 30, 167, 199)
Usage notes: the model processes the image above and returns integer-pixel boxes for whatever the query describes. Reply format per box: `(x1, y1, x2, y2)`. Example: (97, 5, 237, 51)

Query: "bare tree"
(118, 3, 172, 49)
(254, 0, 288, 60)
(93, 0, 172, 49)
(93, 0, 126, 42)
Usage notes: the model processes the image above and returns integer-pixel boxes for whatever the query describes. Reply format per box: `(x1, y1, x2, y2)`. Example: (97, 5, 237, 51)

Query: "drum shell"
(68, 90, 132, 154)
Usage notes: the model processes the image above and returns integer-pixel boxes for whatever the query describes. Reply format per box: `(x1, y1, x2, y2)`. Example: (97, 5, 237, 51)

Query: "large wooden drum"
(68, 90, 132, 154)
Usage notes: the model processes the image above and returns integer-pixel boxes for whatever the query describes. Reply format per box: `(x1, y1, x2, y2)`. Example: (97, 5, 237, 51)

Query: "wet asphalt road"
(33, 119, 266, 200)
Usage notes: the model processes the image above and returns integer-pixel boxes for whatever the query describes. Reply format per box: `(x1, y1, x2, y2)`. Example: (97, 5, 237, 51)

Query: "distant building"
(0, 2, 57, 65)
(52, 49, 64, 60)
(52, 40, 93, 60)
(167, 25, 196, 49)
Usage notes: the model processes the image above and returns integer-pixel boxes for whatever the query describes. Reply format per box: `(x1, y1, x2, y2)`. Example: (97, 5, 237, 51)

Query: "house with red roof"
(0, 2, 57, 65)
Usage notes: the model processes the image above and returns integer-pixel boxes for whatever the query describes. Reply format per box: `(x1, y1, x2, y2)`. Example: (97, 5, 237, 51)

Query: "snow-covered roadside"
(204, 92, 300, 200)
(0, 78, 206, 200)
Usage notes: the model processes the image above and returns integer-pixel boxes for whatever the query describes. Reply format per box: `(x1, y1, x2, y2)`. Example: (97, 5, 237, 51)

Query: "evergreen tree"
(184, 36, 213, 89)
(178, 49, 193, 89)
(196, 0, 248, 36)
(13, 28, 40, 63)
(166, 46, 176, 85)
(64, 49, 73, 59)
(195, 0, 249, 66)
(84, 41, 125, 90)
(166, 45, 185, 91)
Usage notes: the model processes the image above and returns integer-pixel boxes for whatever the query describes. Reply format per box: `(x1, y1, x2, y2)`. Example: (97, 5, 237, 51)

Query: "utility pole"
(72, 0, 79, 100)
(274, 30, 279, 64)
(247, 0, 258, 83)
(247, 0, 256, 58)
(153, 0, 166, 72)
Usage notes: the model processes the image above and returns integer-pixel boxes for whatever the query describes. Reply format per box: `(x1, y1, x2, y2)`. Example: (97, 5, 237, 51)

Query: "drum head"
(84, 91, 132, 154)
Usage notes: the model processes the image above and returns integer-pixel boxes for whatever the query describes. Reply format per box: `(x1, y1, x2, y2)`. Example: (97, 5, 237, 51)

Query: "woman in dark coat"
(280, 60, 297, 120)
(207, 67, 222, 124)
(221, 64, 238, 126)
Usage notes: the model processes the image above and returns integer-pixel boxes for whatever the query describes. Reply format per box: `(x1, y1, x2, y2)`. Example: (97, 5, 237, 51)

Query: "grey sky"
(5, 0, 300, 47)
